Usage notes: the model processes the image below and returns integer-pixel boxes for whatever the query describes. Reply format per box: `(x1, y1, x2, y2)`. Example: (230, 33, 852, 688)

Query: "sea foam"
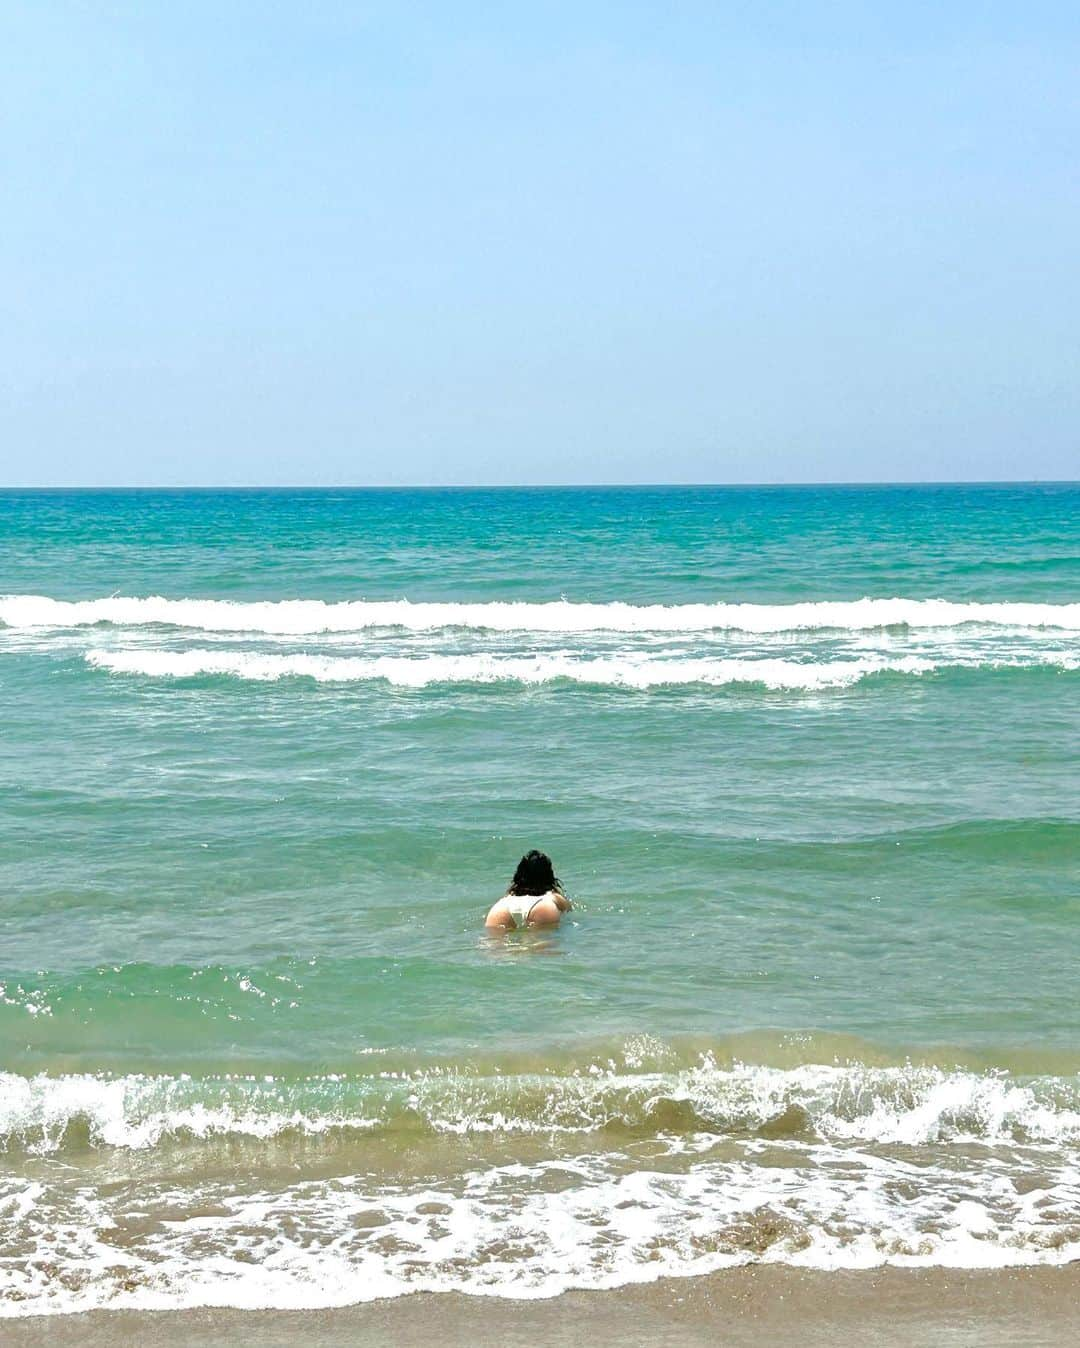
(2, 1062, 1080, 1317)
(84, 648, 941, 688)
(80, 647, 1077, 688)
(3, 1061, 1079, 1153)
(4, 593, 1080, 634)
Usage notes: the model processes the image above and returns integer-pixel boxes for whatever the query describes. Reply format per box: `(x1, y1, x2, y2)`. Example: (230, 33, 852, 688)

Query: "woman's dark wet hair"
(507, 849, 563, 897)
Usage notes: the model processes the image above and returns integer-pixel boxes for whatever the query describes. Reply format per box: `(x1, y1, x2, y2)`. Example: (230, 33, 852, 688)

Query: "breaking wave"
(3, 1060, 1080, 1154)
(81, 647, 1076, 689)
(83, 649, 937, 688)
(2, 1059, 1080, 1316)
(4, 594, 1080, 635)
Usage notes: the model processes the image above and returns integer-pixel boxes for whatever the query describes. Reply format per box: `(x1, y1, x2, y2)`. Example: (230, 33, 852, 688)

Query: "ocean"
(0, 484, 1078, 1317)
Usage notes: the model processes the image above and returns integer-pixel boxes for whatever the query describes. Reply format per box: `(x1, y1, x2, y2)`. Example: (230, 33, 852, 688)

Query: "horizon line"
(2, 479, 1077, 492)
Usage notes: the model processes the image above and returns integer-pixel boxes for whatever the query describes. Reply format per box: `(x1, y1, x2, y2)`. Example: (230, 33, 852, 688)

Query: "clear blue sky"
(3, 2, 1078, 485)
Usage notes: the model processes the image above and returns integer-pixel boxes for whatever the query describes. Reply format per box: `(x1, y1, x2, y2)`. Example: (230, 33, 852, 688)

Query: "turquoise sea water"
(1, 485, 1078, 1314)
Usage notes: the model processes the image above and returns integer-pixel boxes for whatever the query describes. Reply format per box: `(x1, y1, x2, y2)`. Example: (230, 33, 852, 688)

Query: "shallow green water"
(0, 485, 1078, 1313)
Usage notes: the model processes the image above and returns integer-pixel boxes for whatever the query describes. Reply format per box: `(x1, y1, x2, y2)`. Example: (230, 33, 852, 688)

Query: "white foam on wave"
(82, 647, 1077, 689)
(0, 1072, 379, 1153)
(4, 593, 1080, 634)
(84, 648, 945, 689)
(3, 1063, 1080, 1315)
(4, 1061, 1080, 1153)
(2, 1139, 1078, 1318)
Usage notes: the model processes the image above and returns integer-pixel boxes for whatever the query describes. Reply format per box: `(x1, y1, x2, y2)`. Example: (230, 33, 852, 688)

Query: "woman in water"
(485, 850, 572, 930)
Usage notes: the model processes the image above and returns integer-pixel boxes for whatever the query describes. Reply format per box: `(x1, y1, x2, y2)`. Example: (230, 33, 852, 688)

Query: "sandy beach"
(5, 1266, 1079, 1348)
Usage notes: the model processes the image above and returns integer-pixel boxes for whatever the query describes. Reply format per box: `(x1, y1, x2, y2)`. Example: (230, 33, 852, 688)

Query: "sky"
(2, 2, 1078, 486)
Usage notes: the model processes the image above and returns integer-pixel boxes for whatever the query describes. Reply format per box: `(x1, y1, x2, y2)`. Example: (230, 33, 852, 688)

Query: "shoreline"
(5, 1266, 1080, 1348)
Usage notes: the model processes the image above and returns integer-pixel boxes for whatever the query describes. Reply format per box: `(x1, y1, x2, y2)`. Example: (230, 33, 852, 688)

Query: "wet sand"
(5, 1265, 1079, 1348)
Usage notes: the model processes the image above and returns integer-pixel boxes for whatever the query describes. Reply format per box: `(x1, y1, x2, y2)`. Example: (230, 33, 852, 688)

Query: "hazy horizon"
(2, 478, 1077, 491)
(3, 480, 1079, 493)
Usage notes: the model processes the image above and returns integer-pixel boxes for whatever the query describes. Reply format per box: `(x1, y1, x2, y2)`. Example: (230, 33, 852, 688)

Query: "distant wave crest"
(82, 648, 1076, 689)
(4, 593, 1080, 635)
